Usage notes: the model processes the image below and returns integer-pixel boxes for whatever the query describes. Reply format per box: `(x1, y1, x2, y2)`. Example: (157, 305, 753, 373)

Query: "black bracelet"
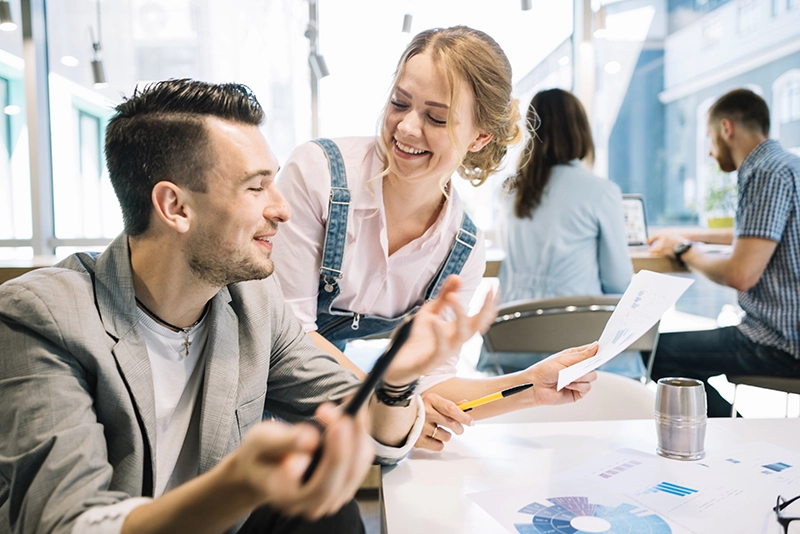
(374, 379, 419, 407)
(380, 379, 417, 392)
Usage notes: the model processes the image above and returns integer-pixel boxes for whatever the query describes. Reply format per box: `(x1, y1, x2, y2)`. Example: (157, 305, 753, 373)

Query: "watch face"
(674, 242, 691, 256)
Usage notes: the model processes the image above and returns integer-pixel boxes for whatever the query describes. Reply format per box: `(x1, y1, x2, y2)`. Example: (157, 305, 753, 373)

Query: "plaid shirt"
(736, 139, 800, 358)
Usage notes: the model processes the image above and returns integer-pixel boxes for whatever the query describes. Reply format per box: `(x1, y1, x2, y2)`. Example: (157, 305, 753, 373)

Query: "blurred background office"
(1, 0, 799, 346)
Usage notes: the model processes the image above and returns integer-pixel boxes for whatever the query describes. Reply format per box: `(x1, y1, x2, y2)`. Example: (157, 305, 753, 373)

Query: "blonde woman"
(272, 27, 598, 450)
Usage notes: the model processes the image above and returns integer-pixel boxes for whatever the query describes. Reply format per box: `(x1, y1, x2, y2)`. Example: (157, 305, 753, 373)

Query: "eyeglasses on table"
(775, 494, 800, 533)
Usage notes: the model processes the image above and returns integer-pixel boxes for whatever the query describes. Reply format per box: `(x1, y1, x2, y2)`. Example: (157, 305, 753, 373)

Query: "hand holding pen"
(416, 343, 600, 452)
(301, 317, 415, 483)
(417, 384, 533, 451)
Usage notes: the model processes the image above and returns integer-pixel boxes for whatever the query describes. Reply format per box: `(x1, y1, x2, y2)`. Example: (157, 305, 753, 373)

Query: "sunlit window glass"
(0, 0, 30, 245)
(45, 0, 309, 242)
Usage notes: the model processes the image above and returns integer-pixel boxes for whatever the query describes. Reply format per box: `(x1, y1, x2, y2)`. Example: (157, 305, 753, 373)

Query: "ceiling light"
(604, 61, 621, 74)
(402, 14, 412, 33)
(593, 7, 607, 39)
(90, 0, 107, 88)
(91, 58, 107, 87)
(0, 1, 17, 32)
(309, 52, 329, 79)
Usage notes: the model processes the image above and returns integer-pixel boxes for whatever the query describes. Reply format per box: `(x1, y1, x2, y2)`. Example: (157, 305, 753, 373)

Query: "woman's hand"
(383, 275, 496, 387)
(414, 393, 474, 451)
(522, 342, 599, 407)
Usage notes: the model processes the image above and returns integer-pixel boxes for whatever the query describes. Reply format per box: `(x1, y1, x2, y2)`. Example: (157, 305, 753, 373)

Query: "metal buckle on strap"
(455, 227, 476, 249)
(455, 236, 475, 249)
(459, 227, 477, 240)
(319, 267, 343, 276)
(329, 187, 350, 205)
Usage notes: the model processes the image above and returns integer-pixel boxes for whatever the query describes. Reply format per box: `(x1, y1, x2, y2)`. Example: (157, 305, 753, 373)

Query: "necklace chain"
(135, 297, 208, 359)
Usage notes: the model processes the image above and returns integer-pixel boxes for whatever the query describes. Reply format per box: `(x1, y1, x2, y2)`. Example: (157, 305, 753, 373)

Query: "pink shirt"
(272, 137, 486, 384)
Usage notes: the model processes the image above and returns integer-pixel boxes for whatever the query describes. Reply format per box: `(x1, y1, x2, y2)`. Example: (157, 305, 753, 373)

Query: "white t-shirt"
(71, 307, 210, 532)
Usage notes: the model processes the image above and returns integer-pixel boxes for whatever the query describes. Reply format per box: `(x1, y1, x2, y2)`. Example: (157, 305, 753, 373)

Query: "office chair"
(480, 370, 655, 423)
(481, 295, 660, 379)
(726, 375, 800, 417)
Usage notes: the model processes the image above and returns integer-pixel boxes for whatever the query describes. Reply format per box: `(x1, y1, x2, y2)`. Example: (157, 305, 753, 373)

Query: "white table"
(381, 418, 800, 533)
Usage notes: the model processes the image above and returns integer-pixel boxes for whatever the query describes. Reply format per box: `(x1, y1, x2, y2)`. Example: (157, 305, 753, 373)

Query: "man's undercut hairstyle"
(105, 79, 265, 237)
(708, 88, 770, 136)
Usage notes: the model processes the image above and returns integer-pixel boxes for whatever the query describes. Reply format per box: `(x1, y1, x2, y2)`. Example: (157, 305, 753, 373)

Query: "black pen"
(302, 317, 415, 483)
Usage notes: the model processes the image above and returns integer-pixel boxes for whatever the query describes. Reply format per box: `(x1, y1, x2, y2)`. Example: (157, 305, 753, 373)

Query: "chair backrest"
(482, 295, 660, 354)
(726, 375, 800, 395)
(480, 371, 656, 423)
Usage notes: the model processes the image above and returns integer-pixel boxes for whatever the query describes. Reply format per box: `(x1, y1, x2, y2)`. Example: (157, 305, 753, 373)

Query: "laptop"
(622, 194, 648, 247)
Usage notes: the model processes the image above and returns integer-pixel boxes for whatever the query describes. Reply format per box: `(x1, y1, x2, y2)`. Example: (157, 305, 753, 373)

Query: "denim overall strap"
(423, 212, 477, 301)
(313, 139, 352, 350)
(314, 183, 477, 352)
(313, 138, 350, 287)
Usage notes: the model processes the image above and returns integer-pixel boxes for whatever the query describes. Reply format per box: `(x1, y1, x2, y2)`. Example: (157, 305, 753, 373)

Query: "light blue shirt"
(496, 159, 633, 301)
(483, 160, 642, 378)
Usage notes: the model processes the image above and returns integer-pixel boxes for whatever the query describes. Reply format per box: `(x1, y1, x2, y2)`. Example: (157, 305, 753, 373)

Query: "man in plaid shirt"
(647, 88, 800, 417)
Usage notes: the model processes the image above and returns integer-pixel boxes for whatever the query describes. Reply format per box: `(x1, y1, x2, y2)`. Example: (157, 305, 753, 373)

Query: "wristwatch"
(673, 241, 693, 265)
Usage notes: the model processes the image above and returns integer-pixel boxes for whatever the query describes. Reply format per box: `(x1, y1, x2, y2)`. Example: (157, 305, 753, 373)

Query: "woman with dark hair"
(477, 88, 639, 376)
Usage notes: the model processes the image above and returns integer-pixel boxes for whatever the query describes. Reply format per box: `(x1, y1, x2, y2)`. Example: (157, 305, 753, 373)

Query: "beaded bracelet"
(374, 378, 419, 407)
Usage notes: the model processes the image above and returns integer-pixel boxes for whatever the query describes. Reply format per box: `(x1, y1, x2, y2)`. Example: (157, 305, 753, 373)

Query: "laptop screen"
(622, 194, 648, 246)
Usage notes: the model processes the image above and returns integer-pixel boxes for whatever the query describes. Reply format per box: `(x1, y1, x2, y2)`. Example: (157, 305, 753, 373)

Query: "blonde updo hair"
(379, 26, 523, 187)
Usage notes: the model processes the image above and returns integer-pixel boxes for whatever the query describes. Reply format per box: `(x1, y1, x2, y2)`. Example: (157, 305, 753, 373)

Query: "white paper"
(469, 442, 800, 534)
(556, 270, 694, 390)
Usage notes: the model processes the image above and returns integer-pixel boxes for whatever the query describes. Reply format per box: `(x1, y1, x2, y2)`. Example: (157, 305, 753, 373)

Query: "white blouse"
(272, 136, 487, 385)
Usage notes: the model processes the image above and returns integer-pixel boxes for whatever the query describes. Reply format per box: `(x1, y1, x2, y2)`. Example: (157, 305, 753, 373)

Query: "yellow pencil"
(457, 383, 534, 412)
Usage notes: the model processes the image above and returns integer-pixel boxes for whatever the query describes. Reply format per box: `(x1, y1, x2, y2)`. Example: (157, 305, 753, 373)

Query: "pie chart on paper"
(514, 496, 672, 533)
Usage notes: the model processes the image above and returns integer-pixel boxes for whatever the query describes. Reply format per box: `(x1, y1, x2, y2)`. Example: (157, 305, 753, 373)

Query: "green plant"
(704, 181, 738, 214)
(703, 164, 738, 215)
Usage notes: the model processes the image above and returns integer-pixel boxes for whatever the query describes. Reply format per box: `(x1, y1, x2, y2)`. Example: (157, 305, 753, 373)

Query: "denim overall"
(313, 138, 478, 352)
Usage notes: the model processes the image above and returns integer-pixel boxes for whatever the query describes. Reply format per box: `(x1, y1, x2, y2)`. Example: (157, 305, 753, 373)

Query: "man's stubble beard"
(187, 230, 274, 288)
(715, 133, 737, 173)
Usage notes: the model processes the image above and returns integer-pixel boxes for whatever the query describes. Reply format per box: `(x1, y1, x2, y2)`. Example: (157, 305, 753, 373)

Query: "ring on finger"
(430, 426, 438, 439)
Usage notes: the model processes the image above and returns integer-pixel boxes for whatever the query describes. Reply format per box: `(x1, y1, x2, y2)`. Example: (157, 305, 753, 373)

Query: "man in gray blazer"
(0, 79, 500, 533)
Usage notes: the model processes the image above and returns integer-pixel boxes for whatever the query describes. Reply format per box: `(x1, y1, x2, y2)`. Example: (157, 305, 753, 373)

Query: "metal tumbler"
(654, 377, 707, 460)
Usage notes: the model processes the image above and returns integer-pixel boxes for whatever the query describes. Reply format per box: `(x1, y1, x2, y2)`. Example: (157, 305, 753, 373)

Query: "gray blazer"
(0, 234, 361, 533)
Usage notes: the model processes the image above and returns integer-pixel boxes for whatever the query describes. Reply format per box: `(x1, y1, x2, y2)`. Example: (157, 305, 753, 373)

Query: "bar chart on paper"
(470, 443, 800, 534)
(762, 462, 792, 474)
(642, 482, 699, 497)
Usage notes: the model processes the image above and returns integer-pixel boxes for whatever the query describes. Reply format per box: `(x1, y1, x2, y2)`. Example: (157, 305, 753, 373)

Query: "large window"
(0, 76, 14, 238)
(776, 72, 800, 124)
(702, 16, 723, 45)
(0, 1, 30, 252)
(0, 0, 311, 258)
(737, 0, 759, 35)
(46, 0, 310, 244)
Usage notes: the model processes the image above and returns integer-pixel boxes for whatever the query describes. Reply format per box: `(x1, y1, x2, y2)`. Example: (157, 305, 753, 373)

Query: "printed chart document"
(557, 270, 694, 390)
(469, 442, 800, 534)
